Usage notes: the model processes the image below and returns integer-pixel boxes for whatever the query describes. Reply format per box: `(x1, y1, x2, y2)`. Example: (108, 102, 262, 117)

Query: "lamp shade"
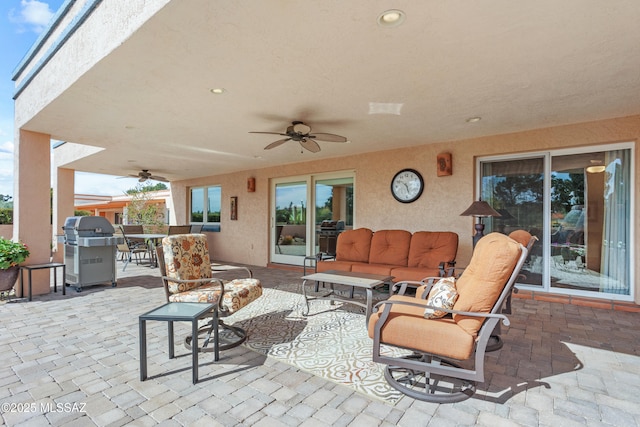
(460, 200, 501, 218)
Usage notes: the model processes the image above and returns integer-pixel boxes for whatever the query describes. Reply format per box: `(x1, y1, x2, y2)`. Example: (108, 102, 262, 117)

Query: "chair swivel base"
(384, 354, 476, 403)
(184, 319, 247, 353)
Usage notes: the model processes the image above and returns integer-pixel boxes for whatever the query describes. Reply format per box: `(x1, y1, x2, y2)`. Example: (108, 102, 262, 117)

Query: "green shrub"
(0, 208, 12, 225)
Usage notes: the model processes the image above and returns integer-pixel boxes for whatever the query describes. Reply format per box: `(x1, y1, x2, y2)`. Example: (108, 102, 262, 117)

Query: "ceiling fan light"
(292, 122, 311, 134)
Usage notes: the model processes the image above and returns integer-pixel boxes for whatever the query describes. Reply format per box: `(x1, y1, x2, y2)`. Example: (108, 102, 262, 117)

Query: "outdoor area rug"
(223, 282, 409, 404)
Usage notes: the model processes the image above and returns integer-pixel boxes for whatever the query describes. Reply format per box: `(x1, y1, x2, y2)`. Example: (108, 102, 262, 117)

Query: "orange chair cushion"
(368, 230, 411, 266)
(453, 233, 522, 336)
(335, 228, 373, 263)
(368, 295, 476, 360)
(508, 230, 532, 248)
(408, 231, 458, 268)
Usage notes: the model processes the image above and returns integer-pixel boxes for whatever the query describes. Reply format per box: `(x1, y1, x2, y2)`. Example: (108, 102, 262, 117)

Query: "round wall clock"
(391, 169, 424, 203)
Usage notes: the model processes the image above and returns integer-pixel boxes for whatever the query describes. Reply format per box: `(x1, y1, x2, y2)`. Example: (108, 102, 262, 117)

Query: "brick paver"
(0, 259, 639, 426)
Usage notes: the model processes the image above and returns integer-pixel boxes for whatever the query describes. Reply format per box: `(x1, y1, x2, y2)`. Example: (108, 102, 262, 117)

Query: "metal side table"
(139, 302, 217, 384)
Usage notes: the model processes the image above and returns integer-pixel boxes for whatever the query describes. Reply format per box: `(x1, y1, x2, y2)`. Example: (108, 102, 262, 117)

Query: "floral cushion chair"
(157, 233, 262, 359)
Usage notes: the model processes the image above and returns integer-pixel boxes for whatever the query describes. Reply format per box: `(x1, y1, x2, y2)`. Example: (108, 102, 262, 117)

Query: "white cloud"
(74, 172, 150, 196)
(9, 0, 55, 34)
(0, 141, 14, 196)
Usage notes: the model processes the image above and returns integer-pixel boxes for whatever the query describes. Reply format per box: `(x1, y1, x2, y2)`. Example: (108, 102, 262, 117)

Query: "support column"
(53, 168, 75, 263)
(13, 130, 53, 297)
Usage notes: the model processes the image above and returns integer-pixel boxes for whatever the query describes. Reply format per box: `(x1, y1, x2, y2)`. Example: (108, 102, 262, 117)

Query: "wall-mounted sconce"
(437, 153, 452, 176)
(247, 177, 256, 192)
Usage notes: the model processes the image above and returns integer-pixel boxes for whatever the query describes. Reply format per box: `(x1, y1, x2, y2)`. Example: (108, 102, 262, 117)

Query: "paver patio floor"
(1, 258, 639, 426)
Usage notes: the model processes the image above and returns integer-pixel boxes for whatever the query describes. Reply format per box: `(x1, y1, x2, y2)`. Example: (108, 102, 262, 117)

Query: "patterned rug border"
(225, 283, 406, 405)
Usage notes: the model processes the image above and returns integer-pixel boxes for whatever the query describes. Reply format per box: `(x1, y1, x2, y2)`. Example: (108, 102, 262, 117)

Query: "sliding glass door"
(480, 144, 633, 299)
(271, 172, 355, 266)
(480, 156, 545, 287)
(271, 180, 309, 265)
(550, 149, 632, 295)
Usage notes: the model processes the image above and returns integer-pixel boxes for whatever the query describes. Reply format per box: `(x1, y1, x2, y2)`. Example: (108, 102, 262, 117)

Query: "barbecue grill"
(62, 216, 122, 291)
(318, 220, 345, 255)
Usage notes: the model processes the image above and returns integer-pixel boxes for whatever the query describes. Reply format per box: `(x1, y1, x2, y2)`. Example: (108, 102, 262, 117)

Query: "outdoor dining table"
(127, 233, 166, 267)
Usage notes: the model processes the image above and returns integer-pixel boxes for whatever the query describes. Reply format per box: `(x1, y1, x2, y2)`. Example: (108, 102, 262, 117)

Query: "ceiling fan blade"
(299, 139, 321, 153)
(249, 131, 288, 136)
(310, 133, 348, 143)
(149, 175, 168, 182)
(264, 139, 290, 150)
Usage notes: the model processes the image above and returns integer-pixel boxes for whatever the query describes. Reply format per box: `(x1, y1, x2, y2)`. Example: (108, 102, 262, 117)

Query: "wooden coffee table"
(301, 270, 393, 322)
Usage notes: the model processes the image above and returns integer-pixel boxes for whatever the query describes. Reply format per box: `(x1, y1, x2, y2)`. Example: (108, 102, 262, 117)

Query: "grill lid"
(63, 216, 115, 237)
(320, 220, 345, 230)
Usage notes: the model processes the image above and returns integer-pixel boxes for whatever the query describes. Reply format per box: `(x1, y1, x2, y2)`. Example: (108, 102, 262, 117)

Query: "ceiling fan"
(250, 121, 348, 153)
(128, 169, 168, 182)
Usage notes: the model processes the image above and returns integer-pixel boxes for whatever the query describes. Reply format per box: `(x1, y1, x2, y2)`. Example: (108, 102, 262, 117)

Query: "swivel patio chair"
(368, 232, 531, 403)
(156, 233, 262, 358)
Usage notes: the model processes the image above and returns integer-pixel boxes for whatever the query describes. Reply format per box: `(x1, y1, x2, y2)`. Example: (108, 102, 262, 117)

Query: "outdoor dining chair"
(167, 225, 192, 235)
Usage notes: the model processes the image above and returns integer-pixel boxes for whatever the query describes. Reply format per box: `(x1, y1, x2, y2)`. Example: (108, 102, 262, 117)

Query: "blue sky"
(1, 0, 144, 198)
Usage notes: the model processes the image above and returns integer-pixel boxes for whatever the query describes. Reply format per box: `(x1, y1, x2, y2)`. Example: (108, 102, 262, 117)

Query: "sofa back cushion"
(335, 228, 373, 263)
(368, 230, 412, 266)
(452, 232, 523, 336)
(408, 231, 458, 268)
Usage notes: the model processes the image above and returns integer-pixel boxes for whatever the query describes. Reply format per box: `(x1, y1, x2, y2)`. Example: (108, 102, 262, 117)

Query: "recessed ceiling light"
(369, 102, 403, 115)
(586, 160, 606, 173)
(377, 9, 405, 27)
(466, 116, 482, 123)
(210, 88, 226, 94)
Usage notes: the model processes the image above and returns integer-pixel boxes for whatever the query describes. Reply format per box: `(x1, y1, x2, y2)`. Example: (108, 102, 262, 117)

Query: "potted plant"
(0, 237, 30, 292)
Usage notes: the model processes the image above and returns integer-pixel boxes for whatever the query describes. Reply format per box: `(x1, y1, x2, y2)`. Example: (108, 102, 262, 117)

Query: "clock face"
(391, 169, 424, 203)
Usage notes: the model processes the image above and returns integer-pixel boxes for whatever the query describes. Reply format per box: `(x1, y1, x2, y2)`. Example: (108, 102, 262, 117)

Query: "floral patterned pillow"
(424, 276, 458, 319)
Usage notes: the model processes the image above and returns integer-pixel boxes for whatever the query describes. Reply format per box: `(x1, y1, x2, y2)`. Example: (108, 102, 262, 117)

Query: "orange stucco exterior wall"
(173, 115, 638, 303)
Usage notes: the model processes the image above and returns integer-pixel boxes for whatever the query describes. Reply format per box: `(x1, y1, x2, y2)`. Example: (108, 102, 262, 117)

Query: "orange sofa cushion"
(335, 228, 373, 263)
(316, 260, 353, 273)
(408, 231, 458, 268)
(368, 230, 411, 266)
(351, 262, 395, 277)
(389, 266, 441, 282)
(453, 232, 524, 336)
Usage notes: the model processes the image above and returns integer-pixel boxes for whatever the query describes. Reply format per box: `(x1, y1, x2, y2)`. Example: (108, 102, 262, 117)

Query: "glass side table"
(139, 302, 217, 384)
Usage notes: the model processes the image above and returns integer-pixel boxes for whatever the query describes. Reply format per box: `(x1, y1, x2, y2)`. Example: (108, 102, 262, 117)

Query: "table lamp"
(460, 200, 501, 247)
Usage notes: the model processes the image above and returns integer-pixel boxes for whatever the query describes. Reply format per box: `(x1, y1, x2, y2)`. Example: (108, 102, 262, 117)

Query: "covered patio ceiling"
(23, 0, 640, 182)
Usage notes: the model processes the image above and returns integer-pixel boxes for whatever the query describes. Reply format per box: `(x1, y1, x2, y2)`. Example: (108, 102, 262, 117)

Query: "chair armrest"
(161, 276, 226, 309)
(438, 261, 456, 277)
(162, 276, 223, 286)
(392, 280, 428, 296)
(373, 299, 510, 326)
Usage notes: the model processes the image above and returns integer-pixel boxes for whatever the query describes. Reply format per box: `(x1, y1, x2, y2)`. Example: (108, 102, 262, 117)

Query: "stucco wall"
(0, 225, 12, 239)
(14, 0, 170, 129)
(175, 115, 638, 299)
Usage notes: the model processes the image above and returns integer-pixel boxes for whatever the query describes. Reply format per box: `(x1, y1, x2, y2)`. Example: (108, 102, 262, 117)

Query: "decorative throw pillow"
(424, 276, 458, 319)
